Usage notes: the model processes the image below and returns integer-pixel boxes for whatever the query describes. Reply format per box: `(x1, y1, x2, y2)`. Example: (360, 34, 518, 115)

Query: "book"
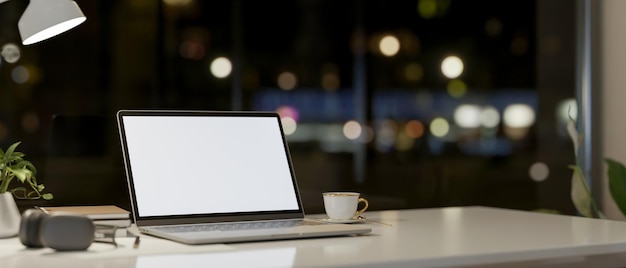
(93, 218, 132, 228)
(38, 205, 130, 220)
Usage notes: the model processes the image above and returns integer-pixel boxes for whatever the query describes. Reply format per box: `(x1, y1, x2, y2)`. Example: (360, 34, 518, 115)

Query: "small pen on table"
(133, 236, 140, 249)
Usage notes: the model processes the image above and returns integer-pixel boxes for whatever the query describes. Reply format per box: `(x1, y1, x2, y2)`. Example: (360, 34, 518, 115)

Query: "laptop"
(116, 110, 371, 244)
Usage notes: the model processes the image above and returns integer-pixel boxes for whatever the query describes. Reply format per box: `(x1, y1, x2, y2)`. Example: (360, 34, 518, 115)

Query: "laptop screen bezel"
(116, 110, 306, 226)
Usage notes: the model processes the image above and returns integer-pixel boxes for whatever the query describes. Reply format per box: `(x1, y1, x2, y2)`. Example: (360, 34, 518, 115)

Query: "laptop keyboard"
(153, 219, 319, 233)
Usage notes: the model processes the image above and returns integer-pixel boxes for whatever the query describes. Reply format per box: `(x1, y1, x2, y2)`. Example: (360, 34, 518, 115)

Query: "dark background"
(0, 0, 576, 215)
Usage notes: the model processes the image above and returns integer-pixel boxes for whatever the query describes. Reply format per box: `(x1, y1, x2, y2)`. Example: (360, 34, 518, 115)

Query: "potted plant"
(0, 141, 52, 238)
(568, 116, 626, 218)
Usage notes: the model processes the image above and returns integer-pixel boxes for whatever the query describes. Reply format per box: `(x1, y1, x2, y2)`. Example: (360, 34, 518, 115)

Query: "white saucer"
(315, 218, 364, 224)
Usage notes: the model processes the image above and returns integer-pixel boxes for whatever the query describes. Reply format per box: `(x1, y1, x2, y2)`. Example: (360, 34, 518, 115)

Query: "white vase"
(0, 192, 21, 238)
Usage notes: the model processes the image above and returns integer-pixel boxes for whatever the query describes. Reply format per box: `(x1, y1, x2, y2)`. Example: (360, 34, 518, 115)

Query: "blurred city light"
(321, 72, 340, 90)
(276, 105, 299, 122)
(510, 34, 529, 56)
(209, 57, 232, 78)
(447, 79, 467, 98)
(529, 162, 550, 182)
(1, 43, 21, 64)
(430, 117, 450, 137)
(11, 65, 29, 84)
(441, 55, 464, 79)
(281, 117, 297, 136)
(405, 120, 425, 139)
(379, 35, 400, 57)
(480, 106, 501, 128)
(504, 127, 529, 140)
(163, 0, 193, 6)
(21, 111, 39, 134)
(277, 71, 297, 90)
(503, 104, 535, 128)
(454, 104, 481, 128)
(343, 120, 362, 140)
(179, 41, 205, 60)
(395, 131, 415, 151)
(417, 0, 450, 19)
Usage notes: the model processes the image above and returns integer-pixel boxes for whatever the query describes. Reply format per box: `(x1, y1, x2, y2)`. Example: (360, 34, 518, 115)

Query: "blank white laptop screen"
(121, 115, 300, 217)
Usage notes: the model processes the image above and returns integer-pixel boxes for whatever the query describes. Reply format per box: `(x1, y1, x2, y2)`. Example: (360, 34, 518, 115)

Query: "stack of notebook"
(38, 205, 131, 236)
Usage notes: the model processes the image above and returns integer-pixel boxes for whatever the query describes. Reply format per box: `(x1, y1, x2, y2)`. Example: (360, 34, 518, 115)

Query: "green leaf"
(5, 142, 20, 158)
(570, 165, 593, 217)
(42, 193, 53, 200)
(567, 115, 580, 159)
(8, 167, 31, 183)
(606, 158, 626, 216)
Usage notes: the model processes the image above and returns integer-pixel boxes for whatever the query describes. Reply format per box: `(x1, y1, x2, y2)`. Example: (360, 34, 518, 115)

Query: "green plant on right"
(0, 142, 53, 200)
(568, 116, 626, 218)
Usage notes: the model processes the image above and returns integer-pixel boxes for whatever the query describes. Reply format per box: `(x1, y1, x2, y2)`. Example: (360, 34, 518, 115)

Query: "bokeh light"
(379, 35, 400, 57)
(454, 104, 481, 128)
(503, 104, 535, 128)
(21, 112, 39, 134)
(441, 55, 464, 79)
(11, 65, 29, 84)
(1, 43, 21, 64)
(397, 30, 420, 55)
(511, 33, 529, 56)
(321, 72, 340, 90)
(395, 131, 415, 151)
(277, 72, 298, 90)
(405, 120, 425, 139)
(343, 120, 362, 140)
(163, 0, 193, 6)
(281, 117, 297, 136)
(209, 57, 232, 78)
(179, 41, 205, 60)
(417, 0, 451, 19)
(447, 79, 467, 98)
(430, 117, 450, 137)
(480, 106, 501, 128)
(529, 162, 550, 182)
(418, 0, 437, 19)
(276, 105, 299, 122)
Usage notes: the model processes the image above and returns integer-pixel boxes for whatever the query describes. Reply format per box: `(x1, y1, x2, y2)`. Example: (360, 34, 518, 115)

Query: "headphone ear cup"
(18, 208, 49, 248)
(40, 214, 94, 251)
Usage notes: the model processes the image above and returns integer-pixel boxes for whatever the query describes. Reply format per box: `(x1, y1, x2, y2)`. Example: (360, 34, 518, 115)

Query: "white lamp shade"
(18, 0, 86, 45)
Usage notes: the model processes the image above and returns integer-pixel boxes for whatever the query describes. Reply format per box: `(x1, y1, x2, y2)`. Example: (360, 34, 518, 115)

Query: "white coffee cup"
(322, 192, 369, 220)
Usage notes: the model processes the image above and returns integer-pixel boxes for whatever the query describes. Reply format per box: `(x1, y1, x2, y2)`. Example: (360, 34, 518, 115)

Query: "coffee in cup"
(322, 192, 369, 220)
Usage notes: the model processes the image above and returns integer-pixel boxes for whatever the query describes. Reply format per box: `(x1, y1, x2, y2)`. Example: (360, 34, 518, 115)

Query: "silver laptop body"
(116, 110, 371, 244)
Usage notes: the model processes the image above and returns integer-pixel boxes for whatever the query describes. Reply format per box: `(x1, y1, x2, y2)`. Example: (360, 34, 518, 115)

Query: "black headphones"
(19, 208, 95, 251)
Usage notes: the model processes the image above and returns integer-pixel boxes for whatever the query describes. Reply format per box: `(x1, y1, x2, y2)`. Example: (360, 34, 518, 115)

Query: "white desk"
(2, 206, 626, 267)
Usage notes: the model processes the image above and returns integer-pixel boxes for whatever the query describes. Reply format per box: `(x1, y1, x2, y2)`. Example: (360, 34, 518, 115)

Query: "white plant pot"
(0, 192, 21, 238)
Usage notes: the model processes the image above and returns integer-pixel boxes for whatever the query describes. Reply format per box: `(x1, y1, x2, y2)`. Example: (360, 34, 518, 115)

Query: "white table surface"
(2, 206, 626, 267)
